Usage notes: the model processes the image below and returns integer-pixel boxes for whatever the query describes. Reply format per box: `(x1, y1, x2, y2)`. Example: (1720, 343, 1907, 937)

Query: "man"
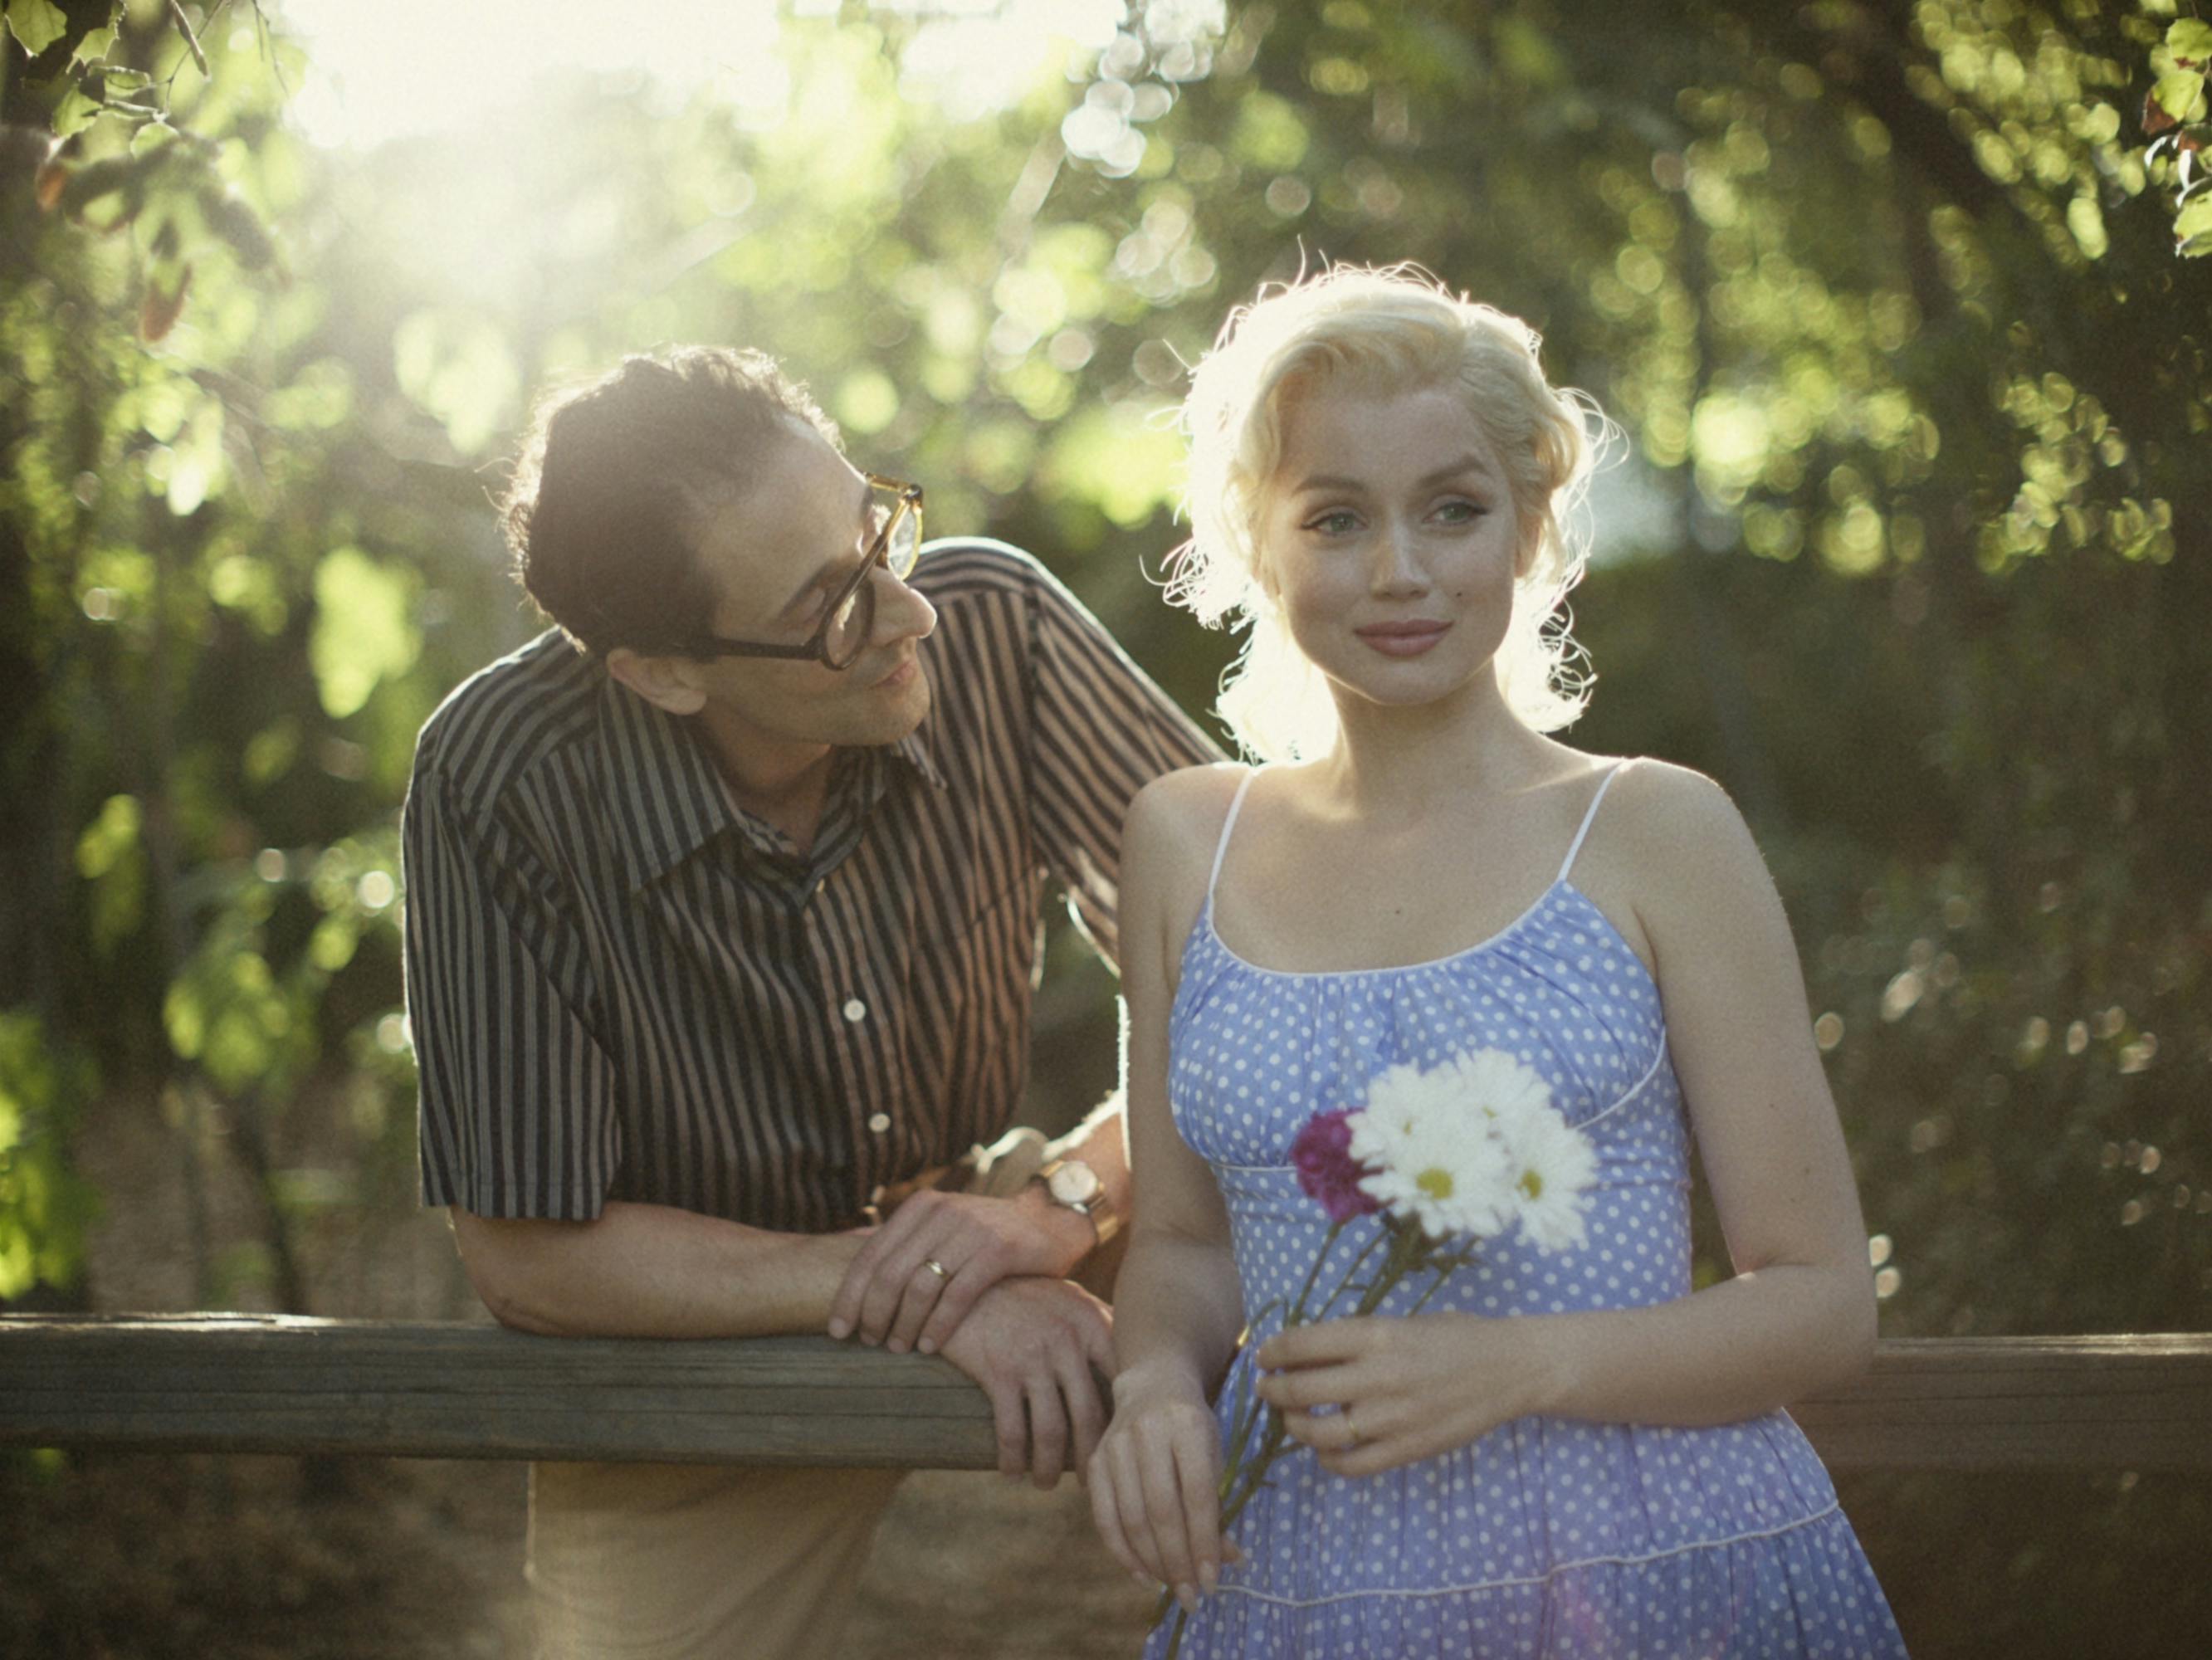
(400, 346, 1218, 1659)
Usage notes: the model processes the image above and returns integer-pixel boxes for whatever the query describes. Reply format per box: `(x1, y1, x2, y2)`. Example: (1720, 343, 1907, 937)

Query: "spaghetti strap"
(1208, 769, 1260, 903)
(1557, 761, 1630, 883)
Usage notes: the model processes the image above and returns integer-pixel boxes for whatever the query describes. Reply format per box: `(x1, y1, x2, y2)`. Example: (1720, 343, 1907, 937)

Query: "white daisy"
(1439, 1047, 1556, 1129)
(1350, 1057, 1519, 1240)
(1501, 1101, 1599, 1253)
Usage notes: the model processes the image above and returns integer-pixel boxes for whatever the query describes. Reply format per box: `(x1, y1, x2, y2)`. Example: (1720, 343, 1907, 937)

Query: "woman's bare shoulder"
(1563, 758, 1766, 952)
(1123, 763, 1252, 944)
(1127, 762, 1253, 855)
(1610, 765, 1743, 823)
(1604, 756, 1744, 838)
(1593, 757, 1780, 924)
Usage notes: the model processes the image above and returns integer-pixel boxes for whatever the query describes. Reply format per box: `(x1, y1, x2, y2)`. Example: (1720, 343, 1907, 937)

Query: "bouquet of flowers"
(1160, 1047, 1597, 1657)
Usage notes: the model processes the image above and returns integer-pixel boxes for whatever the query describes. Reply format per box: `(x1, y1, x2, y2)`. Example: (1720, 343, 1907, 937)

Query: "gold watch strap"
(1038, 1159, 1120, 1248)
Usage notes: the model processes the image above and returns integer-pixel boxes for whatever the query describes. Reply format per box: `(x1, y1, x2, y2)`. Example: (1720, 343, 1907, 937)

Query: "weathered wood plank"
(2, 1318, 2206, 1472)
(0, 1316, 1000, 1467)
(1792, 1335, 2212, 1472)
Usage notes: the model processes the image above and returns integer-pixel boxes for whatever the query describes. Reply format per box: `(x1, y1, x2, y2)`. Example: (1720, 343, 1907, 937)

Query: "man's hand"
(827, 1186, 1091, 1355)
(936, 1276, 1114, 1487)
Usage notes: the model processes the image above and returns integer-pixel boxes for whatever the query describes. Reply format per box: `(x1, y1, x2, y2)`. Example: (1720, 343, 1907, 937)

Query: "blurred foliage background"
(2, 0, 2210, 1653)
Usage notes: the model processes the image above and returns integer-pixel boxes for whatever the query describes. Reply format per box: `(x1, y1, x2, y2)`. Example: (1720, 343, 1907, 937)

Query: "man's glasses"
(679, 475, 924, 671)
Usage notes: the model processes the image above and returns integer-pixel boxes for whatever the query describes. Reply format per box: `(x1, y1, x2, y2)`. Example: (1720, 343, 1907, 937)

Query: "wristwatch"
(1037, 1158, 1120, 1247)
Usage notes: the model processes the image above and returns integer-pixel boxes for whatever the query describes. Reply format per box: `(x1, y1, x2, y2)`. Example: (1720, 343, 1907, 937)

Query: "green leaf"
(242, 720, 300, 784)
(72, 793, 141, 880)
(0, 1228, 32, 1301)
(0, 1012, 96, 1300)
(74, 793, 148, 953)
(2169, 20, 2212, 66)
(3, 0, 69, 57)
(50, 85, 100, 139)
(307, 913, 359, 975)
(2066, 193, 2108, 259)
(2154, 70, 2208, 126)
(262, 359, 354, 432)
(310, 547, 420, 720)
(70, 22, 114, 65)
(162, 977, 206, 1061)
(100, 66, 150, 93)
(2175, 189, 2212, 254)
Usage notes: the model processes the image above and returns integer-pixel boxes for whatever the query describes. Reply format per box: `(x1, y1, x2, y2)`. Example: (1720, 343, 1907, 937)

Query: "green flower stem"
(1157, 1219, 1352, 1658)
(1406, 1243, 1479, 1315)
(1285, 1216, 1350, 1326)
(1352, 1220, 1428, 1317)
(1311, 1225, 1389, 1321)
(1159, 1222, 1473, 1658)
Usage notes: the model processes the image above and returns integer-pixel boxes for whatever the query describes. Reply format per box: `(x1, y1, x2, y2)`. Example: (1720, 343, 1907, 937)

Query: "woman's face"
(1255, 374, 1525, 720)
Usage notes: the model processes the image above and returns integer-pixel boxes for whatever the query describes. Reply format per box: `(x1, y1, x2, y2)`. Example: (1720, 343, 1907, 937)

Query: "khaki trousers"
(523, 1119, 1115, 1658)
(528, 1460, 906, 1660)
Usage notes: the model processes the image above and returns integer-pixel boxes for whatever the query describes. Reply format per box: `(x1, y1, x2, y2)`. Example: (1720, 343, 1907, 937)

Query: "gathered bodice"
(1169, 872, 1687, 1333)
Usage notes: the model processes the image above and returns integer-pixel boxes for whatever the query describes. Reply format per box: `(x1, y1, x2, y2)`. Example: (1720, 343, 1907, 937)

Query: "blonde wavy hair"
(1168, 265, 1604, 762)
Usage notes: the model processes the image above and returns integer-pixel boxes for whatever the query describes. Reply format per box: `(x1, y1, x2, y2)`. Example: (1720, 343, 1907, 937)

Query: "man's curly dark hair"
(500, 346, 842, 656)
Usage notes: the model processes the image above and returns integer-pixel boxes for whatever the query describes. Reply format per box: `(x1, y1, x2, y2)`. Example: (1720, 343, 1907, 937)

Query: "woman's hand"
(1255, 1312, 1555, 1479)
(1086, 1365, 1243, 1613)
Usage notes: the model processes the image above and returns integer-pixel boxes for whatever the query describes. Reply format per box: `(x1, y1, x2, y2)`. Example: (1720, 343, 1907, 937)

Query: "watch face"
(1047, 1160, 1101, 1206)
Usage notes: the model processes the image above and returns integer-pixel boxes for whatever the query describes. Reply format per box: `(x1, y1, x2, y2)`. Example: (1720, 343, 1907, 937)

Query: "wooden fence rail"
(2, 1317, 2208, 1473)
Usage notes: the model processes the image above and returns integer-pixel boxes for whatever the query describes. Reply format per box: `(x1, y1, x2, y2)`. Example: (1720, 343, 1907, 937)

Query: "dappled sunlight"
(283, 0, 790, 151)
(5, 2, 2212, 1653)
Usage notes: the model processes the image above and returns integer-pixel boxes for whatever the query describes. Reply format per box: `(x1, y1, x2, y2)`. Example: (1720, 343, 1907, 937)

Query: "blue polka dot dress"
(1147, 765, 1907, 1659)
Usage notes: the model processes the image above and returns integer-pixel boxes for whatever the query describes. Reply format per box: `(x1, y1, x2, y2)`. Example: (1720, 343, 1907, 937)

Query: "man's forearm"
(452, 1199, 866, 1340)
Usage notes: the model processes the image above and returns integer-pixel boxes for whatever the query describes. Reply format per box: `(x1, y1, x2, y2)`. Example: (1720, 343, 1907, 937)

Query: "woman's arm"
(1086, 770, 1249, 1607)
(1536, 765, 1875, 1418)
(1257, 764, 1878, 1475)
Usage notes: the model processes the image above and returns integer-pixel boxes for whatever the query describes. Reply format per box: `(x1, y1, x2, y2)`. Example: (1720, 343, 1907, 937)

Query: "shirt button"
(867, 1112, 891, 1134)
(842, 998, 867, 1023)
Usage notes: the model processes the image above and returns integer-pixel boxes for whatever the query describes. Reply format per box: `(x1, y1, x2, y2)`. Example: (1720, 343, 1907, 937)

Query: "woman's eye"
(1306, 510, 1360, 535)
(1436, 500, 1487, 524)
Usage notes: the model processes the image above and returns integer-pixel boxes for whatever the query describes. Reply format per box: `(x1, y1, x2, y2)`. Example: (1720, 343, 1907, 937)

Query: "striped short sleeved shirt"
(403, 540, 1221, 1235)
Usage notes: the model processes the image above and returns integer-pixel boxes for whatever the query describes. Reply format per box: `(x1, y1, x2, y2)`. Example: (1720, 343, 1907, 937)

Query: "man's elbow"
(451, 1209, 574, 1336)
(471, 1272, 569, 1336)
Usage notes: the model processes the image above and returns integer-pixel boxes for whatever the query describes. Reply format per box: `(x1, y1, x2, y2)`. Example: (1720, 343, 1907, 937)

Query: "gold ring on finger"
(920, 1257, 951, 1282)
(1343, 1409, 1362, 1447)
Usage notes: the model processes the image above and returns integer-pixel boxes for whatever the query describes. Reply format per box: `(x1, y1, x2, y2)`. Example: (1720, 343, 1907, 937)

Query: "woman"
(1089, 266, 1907, 1657)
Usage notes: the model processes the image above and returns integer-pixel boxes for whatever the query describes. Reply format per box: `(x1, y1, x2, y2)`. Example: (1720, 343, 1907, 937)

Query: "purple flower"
(1291, 1109, 1381, 1223)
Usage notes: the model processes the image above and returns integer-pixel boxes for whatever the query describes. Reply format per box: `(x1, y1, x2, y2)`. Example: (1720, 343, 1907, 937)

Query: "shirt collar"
(598, 676, 744, 893)
(886, 724, 950, 795)
(598, 673, 950, 893)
